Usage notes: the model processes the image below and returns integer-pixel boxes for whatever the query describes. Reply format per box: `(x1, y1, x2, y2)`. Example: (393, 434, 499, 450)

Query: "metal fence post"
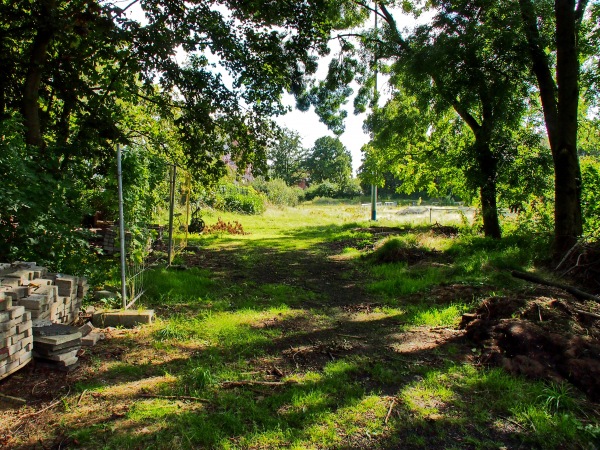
(167, 164, 177, 265)
(117, 144, 127, 309)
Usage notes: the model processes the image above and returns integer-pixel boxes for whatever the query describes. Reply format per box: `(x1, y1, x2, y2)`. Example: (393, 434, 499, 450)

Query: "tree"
(268, 128, 308, 185)
(0, 0, 343, 181)
(517, 0, 594, 255)
(304, 136, 353, 185)
(301, 0, 541, 238)
(0, 0, 350, 265)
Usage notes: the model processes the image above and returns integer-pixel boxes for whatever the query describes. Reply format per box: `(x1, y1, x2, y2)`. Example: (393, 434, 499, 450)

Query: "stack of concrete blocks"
(41, 273, 88, 325)
(102, 227, 118, 254)
(79, 321, 104, 347)
(0, 293, 33, 380)
(102, 226, 132, 255)
(32, 324, 81, 371)
(0, 262, 88, 327)
(0, 262, 89, 377)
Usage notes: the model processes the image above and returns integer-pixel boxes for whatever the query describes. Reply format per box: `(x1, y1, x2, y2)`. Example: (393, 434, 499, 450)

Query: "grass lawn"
(1, 203, 598, 449)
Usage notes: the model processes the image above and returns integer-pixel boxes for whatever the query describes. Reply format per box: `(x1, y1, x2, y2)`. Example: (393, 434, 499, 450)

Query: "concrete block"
(5, 270, 33, 283)
(79, 322, 94, 337)
(81, 331, 103, 346)
(33, 348, 78, 362)
(92, 310, 155, 328)
(56, 277, 77, 296)
(0, 278, 21, 288)
(7, 340, 23, 356)
(0, 318, 19, 332)
(0, 296, 13, 312)
(17, 298, 44, 310)
(34, 331, 81, 346)
(8, 305, 25, 320)
(16, 321, 32, 335)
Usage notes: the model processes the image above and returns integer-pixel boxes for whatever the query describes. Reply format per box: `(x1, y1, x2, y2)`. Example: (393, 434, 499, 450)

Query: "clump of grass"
(369, 263, 448, 297)
(406, 303, 472, 327)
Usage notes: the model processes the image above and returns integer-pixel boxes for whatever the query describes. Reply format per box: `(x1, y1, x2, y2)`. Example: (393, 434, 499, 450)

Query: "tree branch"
(378, 4, 409, 51)
(575, 0, 590, 30)
(350, 0, 387, 21)
(517, 0, 559, 151)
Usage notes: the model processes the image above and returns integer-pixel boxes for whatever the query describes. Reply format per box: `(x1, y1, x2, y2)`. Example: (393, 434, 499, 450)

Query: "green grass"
(29, 204, 599, 449)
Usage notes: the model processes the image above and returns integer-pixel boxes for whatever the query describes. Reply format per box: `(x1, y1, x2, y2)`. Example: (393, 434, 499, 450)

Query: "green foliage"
(304, 136, 352, 186)
(581, 157, 600, 237)
(251, 177, 304, 207)
(207, 183, 266, 215)
(303, 178, 363, 201)
(267, 128, 308, 186)
(339, 178, 364, 198)
(304, 180, 339, 200)
(0, 115, 99, 274)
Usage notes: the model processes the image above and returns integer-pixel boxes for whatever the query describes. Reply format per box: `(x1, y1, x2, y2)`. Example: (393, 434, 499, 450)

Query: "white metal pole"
(117, 144, 127, 309)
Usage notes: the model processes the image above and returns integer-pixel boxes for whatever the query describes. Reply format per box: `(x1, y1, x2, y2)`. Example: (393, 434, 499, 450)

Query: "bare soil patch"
(461, 287, 600, 400)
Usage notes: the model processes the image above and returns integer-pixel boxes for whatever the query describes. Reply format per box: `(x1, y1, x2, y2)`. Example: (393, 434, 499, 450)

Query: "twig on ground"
(221, 380, 297, 388)
(77, 389, 87, 406)
(0, 392, 26, 405)
(137, 393, 211, 403)
(385, 398, 396, 424)
(499, 415, 526, 430)
(336, 334, 364, 339)
(573, 309, 600, 320)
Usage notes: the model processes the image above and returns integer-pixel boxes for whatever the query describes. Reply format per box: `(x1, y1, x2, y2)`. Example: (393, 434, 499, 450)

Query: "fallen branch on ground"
(137, 394, 210, 403)
(221, 380, 298, 388)
(511, 270, 600, 303)
(385, 398, 396, 424)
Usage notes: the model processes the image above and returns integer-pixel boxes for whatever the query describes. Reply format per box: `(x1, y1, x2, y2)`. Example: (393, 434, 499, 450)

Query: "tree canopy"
(305, 136, 353, 186)
(295, 0, 599, 253)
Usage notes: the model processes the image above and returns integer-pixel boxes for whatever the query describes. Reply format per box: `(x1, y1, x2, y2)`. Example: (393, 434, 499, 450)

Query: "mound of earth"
(461, 288, 600, 400)
(556, 240, 600, 295)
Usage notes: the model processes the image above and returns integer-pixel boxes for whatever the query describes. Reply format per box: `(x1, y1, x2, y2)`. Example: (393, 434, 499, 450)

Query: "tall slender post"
(370, 1, 378, 222)
(167, 164, 177, 265)
(117, 145, 127, 309)
(371, 184, 377, 221)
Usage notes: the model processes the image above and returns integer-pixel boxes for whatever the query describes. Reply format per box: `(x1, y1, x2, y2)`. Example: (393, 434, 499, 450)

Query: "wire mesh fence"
(117, 147, 191, 309)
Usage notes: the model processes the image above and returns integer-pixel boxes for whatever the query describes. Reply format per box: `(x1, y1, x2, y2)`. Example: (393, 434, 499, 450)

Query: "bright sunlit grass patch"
(406, 302, 472, 327)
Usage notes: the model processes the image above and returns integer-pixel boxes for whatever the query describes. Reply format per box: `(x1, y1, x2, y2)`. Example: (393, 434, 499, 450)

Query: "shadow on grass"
(65, 326, 559, 449)
(48, 224, 589, 449)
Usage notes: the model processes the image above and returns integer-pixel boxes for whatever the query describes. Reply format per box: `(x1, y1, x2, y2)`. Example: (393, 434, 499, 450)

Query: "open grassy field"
(1, 203, 599, 449)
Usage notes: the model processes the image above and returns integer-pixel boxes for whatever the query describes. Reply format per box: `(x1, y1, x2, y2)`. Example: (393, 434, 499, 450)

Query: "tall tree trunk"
(476, 139, 502, 239)
(451, 103, 502, 239)
(518, 0, 584, 257)
(22, 0, 55, 148)
(554, 0, 583, 254)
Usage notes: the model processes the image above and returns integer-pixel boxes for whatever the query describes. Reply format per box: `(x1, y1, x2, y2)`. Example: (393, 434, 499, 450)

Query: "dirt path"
(181, 236, 474, 385)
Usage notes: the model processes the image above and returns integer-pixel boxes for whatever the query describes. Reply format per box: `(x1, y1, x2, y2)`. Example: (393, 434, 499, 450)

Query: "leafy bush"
(581, 157, 600, 237)
(340, 178, 364, 198)
(251, 177, 304, 207)
(304, 180, 339, 200)
(209, 183, 266, 214)
(0, 115, 99, 275)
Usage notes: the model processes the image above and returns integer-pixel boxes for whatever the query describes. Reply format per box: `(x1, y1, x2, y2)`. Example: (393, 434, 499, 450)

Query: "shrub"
(304, 180, 339, 200)
(340, 178, 364, 198)
(251, 177, 303, 207)
(581, 157, 600, 237)
(210, 183, 266, 214)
